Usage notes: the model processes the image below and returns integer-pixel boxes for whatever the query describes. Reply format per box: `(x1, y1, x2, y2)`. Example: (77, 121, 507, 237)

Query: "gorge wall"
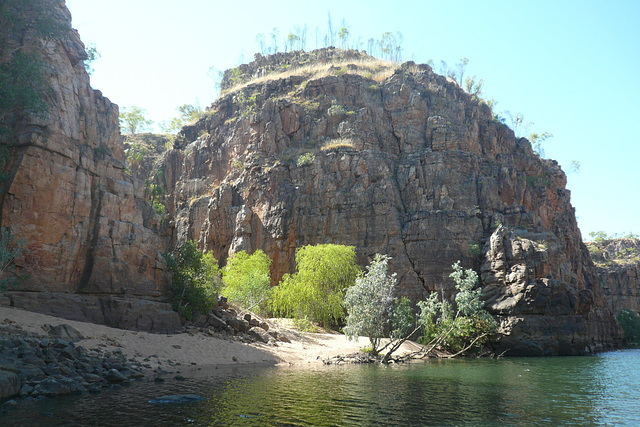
(159, 49, 621, 355)
(587, 238, 640, 314)
(0, 2, 627, 352)
(0, 0, 179, 332)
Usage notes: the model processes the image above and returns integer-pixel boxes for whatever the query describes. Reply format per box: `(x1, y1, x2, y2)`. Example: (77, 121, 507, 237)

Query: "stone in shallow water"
(148, 394, 206, 404)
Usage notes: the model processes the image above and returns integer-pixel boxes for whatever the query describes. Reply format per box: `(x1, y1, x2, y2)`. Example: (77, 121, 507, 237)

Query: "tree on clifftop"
(119, 106, 153, 134)
(160, 103, 203, 134)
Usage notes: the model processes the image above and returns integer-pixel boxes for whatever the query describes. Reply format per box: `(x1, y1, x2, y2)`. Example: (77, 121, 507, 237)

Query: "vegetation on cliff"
(586, 235, 640, 268)
(0, 0, 70, 206)
(119, 106, 153, 135)
(0, 0, 67, 121)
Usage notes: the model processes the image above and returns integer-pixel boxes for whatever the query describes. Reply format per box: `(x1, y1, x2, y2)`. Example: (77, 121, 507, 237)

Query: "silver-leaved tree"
(344, 257, 497, 362)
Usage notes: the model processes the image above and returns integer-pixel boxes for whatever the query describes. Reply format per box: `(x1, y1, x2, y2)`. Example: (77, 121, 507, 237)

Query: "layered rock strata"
(586, 238, 640, 314)
(0, 1, 178, 331)
(161, 49, 620, 354)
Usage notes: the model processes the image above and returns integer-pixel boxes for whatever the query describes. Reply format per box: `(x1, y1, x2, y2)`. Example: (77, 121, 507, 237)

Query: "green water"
(3, 349, 640, 426)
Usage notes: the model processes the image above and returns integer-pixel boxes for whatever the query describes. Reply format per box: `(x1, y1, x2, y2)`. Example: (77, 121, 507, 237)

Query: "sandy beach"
(0, 306, 421, 372)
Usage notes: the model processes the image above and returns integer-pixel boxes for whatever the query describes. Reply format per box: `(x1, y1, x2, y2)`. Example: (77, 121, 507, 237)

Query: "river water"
(3, 349, 640, 426)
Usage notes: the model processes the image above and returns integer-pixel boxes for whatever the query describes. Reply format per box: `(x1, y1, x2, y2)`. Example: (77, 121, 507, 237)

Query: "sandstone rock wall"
(0, 1, 178, 331)
(161, 50, 621, 354)
(587, 238, 640, 314)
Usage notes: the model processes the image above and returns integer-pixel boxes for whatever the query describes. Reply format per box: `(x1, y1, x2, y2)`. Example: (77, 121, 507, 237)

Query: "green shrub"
(125, 142, 151, 167)
(164, 241, 221, 319)
(153, 200, 165, 215)
(222, 250, 272, 314)
(418, 261, 497, 354)
(296, 152, 315, 167)
(231, 159, 243, 171)
(327, 104, 347, 116)
(616, 309, 640, 346)
(270, 244, 360, 328)
(468, 242, 482, 257)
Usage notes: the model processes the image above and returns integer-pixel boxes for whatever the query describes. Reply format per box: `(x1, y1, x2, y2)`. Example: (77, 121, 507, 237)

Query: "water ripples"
(3, 350, 640, 426)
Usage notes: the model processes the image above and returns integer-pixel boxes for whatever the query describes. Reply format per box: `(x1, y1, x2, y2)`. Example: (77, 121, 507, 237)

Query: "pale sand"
(0, 306, 422, 370)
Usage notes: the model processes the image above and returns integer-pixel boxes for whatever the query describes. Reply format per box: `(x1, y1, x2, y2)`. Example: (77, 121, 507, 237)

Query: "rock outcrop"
(0, 1, 179, 332)
(586, 238, 640, 314)
(160, 49, 620, 354)
(0, 320, 148, 402)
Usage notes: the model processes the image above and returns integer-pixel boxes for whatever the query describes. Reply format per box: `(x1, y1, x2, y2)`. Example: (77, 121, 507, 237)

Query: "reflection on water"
(2, 350, 640, 426)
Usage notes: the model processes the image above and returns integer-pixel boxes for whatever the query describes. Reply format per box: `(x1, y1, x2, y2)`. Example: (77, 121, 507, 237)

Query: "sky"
(65, 0, 640, 239)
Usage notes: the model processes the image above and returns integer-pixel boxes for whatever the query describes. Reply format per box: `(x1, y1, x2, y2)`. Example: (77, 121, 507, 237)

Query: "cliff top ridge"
(220, 47, 399, 93)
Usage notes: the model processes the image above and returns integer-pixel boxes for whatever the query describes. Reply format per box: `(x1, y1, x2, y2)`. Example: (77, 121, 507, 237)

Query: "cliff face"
(160, 49, 620, 354)
(586, 239, 640, 314)
(0, 1, 178, 332)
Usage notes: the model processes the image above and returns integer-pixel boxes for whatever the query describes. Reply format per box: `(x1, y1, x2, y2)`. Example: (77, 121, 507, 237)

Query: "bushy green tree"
(119, 106, 153, 134)
(0, 227, 26, 292)
(270, 244, 360, 328)
(222, 250, 271, 314)
(616, 309, 640, 346)
(344, 254, 396, 353)
(164, 241, 221, 319)
(343, 253, 426, 361)
(418, 261, 497, 355)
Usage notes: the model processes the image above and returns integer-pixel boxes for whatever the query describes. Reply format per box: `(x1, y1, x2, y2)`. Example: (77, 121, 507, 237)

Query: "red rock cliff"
(160, 49, 620, 354)
(0, 0, 178, 332)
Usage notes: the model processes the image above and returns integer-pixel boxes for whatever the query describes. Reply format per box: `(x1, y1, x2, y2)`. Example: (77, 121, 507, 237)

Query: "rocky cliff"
(586, 238, 640, 314)
(159, 49, 621, 355)
(0, 1, 179, 332)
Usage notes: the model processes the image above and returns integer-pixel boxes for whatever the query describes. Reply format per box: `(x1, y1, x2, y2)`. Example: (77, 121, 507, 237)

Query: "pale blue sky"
(66, 0, 639, 239)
